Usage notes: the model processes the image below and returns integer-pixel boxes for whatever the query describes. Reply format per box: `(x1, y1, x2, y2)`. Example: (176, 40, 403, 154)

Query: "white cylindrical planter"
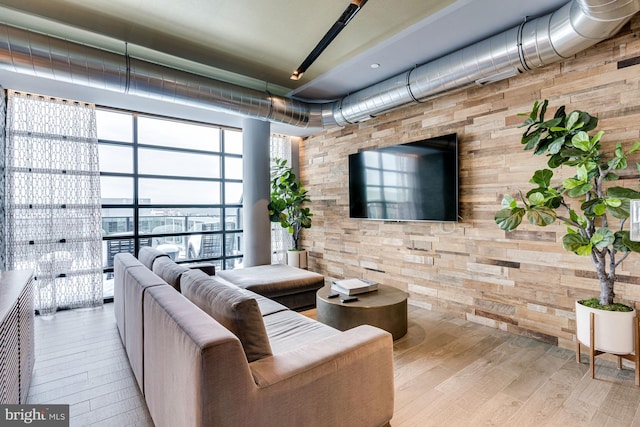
(575, 300, 636, 354)
(287, 250, 308, 269)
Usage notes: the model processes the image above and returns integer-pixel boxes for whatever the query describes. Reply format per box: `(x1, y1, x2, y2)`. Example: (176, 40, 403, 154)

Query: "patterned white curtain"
(269, 134, 292, 264)
(5, 91, 103, 315)
(0, 87, 6, 271)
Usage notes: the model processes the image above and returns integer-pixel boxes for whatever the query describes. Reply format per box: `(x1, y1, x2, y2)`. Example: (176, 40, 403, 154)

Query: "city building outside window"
(97, 109, 243, 298)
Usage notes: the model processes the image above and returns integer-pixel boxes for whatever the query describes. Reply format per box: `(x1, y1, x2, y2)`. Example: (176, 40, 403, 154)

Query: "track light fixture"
(290, 0, 368, 81)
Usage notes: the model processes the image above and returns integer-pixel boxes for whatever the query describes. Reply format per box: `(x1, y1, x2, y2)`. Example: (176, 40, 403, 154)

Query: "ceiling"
(0, 0, 569, 134)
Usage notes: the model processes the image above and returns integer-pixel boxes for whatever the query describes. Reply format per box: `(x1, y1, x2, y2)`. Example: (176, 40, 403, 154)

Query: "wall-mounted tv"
(348, 133, 458, 222)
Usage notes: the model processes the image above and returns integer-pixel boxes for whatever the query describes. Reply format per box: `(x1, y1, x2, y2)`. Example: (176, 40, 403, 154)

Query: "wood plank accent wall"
(300, 17, 640, 350)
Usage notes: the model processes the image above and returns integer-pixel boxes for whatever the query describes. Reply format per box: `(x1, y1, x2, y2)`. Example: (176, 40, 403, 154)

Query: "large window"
(97, 109, 243, 297)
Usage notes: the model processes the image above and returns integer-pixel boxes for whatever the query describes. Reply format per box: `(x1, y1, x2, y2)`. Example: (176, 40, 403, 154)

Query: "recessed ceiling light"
(370, 63, 380, 69)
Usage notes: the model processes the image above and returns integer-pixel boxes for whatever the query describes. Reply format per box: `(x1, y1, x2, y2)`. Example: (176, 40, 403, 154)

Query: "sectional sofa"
(113, 247, 395, 427)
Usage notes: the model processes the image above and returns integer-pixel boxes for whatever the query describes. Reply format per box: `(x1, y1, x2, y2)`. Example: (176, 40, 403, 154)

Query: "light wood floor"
(27, 303, 640, 427)
(27, 304, 153, 427)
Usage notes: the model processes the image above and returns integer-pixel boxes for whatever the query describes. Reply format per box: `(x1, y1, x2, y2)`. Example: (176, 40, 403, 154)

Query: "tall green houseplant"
(495, 100, 640, 308)
(268, 158, 313, 250)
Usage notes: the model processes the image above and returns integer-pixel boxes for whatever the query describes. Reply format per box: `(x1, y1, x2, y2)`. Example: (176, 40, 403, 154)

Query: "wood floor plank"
(591, 370, 640, 425)
(27, 302, 640, 427)
(394, 365, 456, 416)
(72, 393, 148, 426)
(506, 362, 583, 425)
(469, 391, 525, 426)
(452, 366, 518, 414)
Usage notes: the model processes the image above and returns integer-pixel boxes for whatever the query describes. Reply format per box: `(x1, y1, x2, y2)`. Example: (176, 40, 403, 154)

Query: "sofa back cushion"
(152, 256, 189, 291)
(138, 246, 169, 270)
(180, 269, 273, 362)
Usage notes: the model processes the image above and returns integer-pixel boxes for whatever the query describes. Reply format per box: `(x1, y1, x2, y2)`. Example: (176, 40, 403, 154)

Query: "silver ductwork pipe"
(0, 0, 638, 129)
(0, 24, 322, 127)
(335, 0, 640, 125)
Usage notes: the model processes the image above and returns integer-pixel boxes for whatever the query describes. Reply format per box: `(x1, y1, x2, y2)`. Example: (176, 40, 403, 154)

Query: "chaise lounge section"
(216, 263, 324, 310)
(114, 249, 395, 427)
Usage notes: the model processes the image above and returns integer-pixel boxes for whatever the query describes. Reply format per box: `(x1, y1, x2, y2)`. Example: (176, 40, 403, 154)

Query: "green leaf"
(609, 156, 626, 171)
(567, 182, 593, 198)
(566, 111, 580, 131)
(576, 165, 589, 182)
(539, 100, 548, 121)
(629, 141, 640, 154)
(526, 205, 556, 226)
(530, 169, 553, 188)
(604, 198, 622, 208)
(548, 137, 565, 154)
(590, 232, 603, 246)
(571, 131, 592, 151)
(561, 147, 589, 158)
(614, 231, 631, 252)
(534, 140, 550, 156)
(590, 130, 604, 145)
(539, 117, 562, 129)
(500, 194, 517, 209)
(593, 203, 606, 216)
(528, 192, 545, 206)
(581, 198, 602, 216)
(606, 204, 629, 220)
(520, 116, 534, 126)
(529, 100, 541, 121)
(562, 233, 592, 255)
(495, 208, 525, 231)
(576, 245, 593, 256)
(548, 154, 566, 168)
(591, 228, 614, 249)
(607, 187, 640, 199)
(522, 129, 543, 151)
(569, 209, 580, 224)
(553, 104, 565, 120)
(580, 112, 598, 132)
(562, 177, 583, 190)
(526, 187, 561, 209)
(621, 231, 640, 252)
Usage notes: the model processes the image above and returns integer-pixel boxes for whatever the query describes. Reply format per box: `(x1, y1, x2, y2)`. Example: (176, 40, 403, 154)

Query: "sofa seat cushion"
(216, 264, 324, 298)
(263, 310, 339, 355)
(241, 290, 289, 317)
(180, 269, 272, 362)
(152, 256, 189, 291)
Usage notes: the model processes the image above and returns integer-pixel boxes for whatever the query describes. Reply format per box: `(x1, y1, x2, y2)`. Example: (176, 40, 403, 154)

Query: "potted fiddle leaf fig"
(495, 99, 640, 356)
(268, 158, 313, 268)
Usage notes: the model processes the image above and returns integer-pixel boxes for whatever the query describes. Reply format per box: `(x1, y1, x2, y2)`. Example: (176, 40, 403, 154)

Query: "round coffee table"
(316, 284, 408, 339)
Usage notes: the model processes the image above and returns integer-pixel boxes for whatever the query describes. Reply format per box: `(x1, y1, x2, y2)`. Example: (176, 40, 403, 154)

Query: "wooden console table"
(0, 269, 35, 404)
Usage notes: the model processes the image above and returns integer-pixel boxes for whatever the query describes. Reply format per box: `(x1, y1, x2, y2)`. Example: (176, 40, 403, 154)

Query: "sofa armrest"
(249, 325, 394, 427)
(143, 285, 258, 427)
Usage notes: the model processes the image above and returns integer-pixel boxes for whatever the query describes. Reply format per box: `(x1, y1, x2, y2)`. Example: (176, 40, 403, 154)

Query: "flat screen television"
(348, 133, 458, 222)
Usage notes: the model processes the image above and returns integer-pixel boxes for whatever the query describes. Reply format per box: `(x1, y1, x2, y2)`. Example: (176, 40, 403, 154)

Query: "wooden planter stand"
(575, 312, 640, 386)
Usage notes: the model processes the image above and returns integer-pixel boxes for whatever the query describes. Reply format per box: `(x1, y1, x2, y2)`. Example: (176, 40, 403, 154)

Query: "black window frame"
(98, 107, 243, 283)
